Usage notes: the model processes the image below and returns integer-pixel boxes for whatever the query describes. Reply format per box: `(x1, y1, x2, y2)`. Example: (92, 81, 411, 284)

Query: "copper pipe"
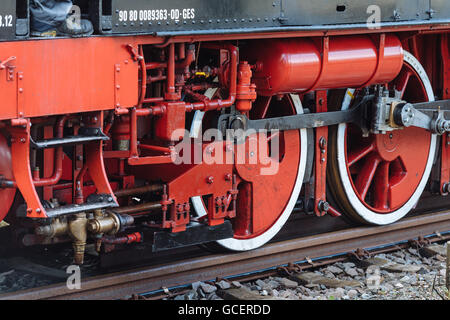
(113, 202, 162, 215)
(115, 184, 164, 198)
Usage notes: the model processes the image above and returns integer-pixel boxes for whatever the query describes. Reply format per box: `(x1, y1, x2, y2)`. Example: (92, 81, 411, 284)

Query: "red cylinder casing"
(242, 35, 404, 96)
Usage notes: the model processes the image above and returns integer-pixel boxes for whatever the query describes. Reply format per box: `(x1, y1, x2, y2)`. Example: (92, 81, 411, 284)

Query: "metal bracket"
(392, 100, 450, 135)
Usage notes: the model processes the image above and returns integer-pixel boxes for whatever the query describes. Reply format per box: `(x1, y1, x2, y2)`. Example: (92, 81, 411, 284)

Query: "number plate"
(111, 0, 280, 34)
(0, 0, 16, 41)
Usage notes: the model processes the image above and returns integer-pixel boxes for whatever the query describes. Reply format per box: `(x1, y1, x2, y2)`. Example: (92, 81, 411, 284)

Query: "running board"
(30, 127, 109, 149)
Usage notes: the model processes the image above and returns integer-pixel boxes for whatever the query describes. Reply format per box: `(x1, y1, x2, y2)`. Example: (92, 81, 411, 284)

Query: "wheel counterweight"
(192, 94, 308, 251)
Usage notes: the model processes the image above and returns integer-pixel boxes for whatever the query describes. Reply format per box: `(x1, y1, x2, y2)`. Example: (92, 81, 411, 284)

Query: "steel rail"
(2, 210, 450, 300)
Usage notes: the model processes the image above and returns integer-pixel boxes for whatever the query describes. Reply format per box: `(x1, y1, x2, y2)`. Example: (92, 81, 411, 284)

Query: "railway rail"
(1, 209, 449, 300)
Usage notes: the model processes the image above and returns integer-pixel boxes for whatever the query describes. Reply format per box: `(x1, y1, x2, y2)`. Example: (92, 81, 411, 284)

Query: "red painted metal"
(346, 126, 432, 213)
(440, 34, 450, 194)
(344, 61, 433, 213)
(243, 34, 404, 96)
(184, 44, 238, 112)
(314, 90, 328, 217)
(9, 121, 46, 218)
(0, 38, 139, 121)
(236, 61, 257, 112)
(232, 95, 302, 239)
(0, 20, 447, 245)
(0, 134, 16, 221)
(84, 112, 117, 204)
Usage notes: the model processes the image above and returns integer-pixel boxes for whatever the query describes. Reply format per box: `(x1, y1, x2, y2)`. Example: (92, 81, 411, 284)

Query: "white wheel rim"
(336, 51, 437, 225)
(191, 94, 308, 251)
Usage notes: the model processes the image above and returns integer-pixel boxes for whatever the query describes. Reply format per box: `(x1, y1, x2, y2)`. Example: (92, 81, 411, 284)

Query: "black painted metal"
(150, 221, 234, 252)
(1, 0, 449, 40)
(45, 194, 118, 218)
(92, 0, 450, 36)
(228, 99, 450, 133)
(0, 0, 16, 41)
(282, 0, 431, 26)
(30, 127, 109, 149)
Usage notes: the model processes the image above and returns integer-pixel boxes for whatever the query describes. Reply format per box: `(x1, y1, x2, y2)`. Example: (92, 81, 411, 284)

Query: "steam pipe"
(185, 44, 238, 112)
(30, 116, 68, 187)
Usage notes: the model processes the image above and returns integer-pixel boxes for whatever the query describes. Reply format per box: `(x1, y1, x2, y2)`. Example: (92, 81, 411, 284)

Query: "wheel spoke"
(395, 70, 412, 99)
(354, 154, 381, 200)
(374, 161, 390, 210)
(347, 142, 375, 167)
(251, 96, 272, 120)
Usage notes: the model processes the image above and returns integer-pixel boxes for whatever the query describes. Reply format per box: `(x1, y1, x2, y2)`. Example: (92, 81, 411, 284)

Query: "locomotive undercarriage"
(0, 30, 449, 264)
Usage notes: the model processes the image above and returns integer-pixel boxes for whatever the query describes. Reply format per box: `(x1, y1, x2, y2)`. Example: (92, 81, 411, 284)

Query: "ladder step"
(31, 127, 109, 149)
(45, 194, 118, 218)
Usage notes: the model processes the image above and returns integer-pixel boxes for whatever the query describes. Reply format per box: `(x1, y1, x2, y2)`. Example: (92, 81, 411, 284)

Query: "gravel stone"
(278, 277, 299, 289)
(200, 283, 217, 294)
(347, 289, 358, 299)
(216, 280, 231, 290)
(345, 267, 359, 277)
(176, 245, 449, 301)
(327, 265, 344, 274)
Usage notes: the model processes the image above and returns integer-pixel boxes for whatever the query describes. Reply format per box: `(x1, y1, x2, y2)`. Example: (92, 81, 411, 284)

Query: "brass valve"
(87, 212, 134, 235)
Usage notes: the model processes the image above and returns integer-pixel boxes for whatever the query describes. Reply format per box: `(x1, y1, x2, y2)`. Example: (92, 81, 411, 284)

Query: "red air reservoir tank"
(243, 35, 404, 96)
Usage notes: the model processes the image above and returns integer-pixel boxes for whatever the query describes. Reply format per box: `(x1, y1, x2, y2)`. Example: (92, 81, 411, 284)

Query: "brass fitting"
(87, 212, 121, 235)
(33, 210, 133, 265)
(35, 218, 68, 238)
(68, 213, 88, 265)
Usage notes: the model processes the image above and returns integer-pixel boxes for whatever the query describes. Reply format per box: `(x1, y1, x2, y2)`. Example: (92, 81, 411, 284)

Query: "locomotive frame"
(0, 0, 449, 264)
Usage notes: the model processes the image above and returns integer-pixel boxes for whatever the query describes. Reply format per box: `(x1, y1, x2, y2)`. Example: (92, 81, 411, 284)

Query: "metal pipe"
(101, 232, 142, 245)
(32, 116, 68, 187)
(185, 44, 238, 112)
(113, 202, 162, 215)
(142, 97, 165, 104)
(115, 185, 164, 198)
(73, 164, 88, 204)
(146, 62, 167, 70)
(130, 108, 138, 158)
(165, 43, 177, 100)
(139, 144, 172, 154)
(138, 45, 147, 107)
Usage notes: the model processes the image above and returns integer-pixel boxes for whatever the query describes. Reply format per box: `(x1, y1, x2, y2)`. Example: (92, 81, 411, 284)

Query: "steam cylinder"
(243, 35, 404, 96)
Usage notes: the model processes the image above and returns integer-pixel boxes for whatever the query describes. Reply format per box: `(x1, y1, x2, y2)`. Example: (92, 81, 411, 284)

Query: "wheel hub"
(374, 131, 401, 161)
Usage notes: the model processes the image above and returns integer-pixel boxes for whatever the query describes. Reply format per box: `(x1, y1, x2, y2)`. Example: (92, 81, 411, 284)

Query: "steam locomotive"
(0, 0, 449, 264)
